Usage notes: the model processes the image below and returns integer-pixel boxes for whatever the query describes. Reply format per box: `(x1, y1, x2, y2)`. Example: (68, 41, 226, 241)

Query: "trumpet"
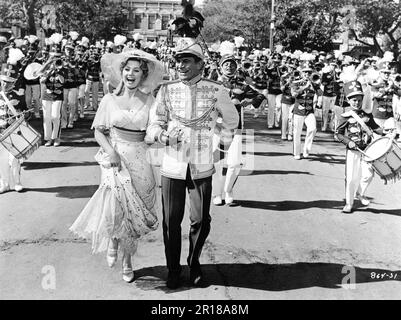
(310, 72, 321, 84)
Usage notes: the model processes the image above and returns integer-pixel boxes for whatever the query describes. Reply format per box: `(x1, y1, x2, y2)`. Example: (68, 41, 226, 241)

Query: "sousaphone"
(23, 62, 43, 80)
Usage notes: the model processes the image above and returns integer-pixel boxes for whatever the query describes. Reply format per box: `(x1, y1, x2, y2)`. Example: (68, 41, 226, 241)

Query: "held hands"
(161, 128, 184, 150)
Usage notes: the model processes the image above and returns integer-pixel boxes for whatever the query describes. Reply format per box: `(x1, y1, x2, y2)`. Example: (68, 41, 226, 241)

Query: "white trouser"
(267, 94, 282, 128)
(362, 85, 373, 113)
(333, 105, 344, 132)
(281, 103, 294, 138)
(42, 100, 62, 141)
(213, 133, 242, 197)
(0, 145, 21, 191)
(345, 149, 374, 207)
(62, 88, 78, 126)
(85, 80, 99, 110)
(77, 84, 86, 115)
(293, 113, 317, 157)
(25, 84, 41, 114)
(321, 96, 336, 131)
(392, 95, 401, 136)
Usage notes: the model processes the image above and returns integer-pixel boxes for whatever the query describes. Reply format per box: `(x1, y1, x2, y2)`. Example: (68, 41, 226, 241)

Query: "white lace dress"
(69, 91, 159, 255)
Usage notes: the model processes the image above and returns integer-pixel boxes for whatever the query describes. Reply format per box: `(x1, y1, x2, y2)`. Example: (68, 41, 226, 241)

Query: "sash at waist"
(113, 126, 146, 142)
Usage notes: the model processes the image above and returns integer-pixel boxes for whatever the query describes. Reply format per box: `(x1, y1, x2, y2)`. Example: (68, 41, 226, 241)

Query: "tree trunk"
(26, 0, 37, 35)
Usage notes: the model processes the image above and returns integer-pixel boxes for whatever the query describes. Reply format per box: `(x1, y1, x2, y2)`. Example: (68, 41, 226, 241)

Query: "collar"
(181, 74, 202, 86)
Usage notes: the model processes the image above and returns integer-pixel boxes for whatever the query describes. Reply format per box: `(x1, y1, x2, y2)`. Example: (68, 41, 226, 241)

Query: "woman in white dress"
(70, 49, 163, 282)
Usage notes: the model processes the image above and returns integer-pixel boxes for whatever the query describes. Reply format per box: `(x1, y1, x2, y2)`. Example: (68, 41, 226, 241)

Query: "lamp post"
(269, 0, 275, 51)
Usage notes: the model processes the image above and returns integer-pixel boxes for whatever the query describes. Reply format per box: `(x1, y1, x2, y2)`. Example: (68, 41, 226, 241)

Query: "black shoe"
(190, 267, 206, 287)
(166, 272, 181, 289)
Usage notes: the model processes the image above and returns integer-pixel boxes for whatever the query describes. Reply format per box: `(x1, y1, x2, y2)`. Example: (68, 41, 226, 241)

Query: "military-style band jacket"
(219, 73, 265, 129)
(147, 75, 239, 180)
(335, 109, 382, 151)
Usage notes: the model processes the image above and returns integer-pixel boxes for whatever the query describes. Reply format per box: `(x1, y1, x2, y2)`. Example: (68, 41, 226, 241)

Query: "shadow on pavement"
(246, 151, 294, 157)
(22, 161, 98, 170)
(26, 184, 98, 198)
(306, 154, 345, 165)
(239, 169, 312, 176)
(236, 199, 344, 211)
(358, 207, 401, 216)
(133, 262, 401, 293)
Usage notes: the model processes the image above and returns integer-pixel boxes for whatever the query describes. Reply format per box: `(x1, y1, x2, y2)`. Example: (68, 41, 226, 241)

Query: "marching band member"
(390, 62, 401, 142)
(84, 44, 101, 111)
(0, 47, 26, 193)
(23, 35, 42, 119)
(371, 65, 396, 132)
(334, 80, 385, 213)
(265, 52, 283, 129)
(62, 33, 80, 129)
(39, 33, 65, 147)
(280, 62, 296, 140)
(332, 66, 350, 132)
(291, 61, 318, 160)
(320, 58, 337, 132)
(75, 38, 89, 119)
(213, 41, 265, 206)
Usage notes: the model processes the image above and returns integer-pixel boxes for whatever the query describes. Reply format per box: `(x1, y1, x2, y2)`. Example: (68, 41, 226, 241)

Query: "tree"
(201, 0, 271, 49)
(351, 0, 401, 59)
(0, 0, 128, 41)
(274, 0, 348, 52)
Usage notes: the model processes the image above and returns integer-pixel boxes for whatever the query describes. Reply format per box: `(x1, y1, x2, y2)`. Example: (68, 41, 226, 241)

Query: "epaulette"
(202, 78, 222, 85)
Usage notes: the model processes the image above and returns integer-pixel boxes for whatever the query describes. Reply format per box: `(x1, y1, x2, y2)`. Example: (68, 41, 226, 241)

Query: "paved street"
(1, 111, 401, 300)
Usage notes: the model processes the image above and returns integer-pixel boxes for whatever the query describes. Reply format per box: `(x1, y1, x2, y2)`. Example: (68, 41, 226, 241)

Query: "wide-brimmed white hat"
(101, 49, 164, 93)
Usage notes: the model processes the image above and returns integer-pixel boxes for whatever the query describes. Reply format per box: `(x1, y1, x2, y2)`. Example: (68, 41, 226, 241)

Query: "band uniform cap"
(272, 52, 282, 61)
(301, 62, 313, 71)
(219, 54, 237, 66)
(174, 37, 204, 60)
(344, 80, 364, 98)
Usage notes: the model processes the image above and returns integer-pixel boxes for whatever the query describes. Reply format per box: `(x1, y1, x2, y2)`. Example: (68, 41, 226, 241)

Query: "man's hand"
(348, 140, 357, 149)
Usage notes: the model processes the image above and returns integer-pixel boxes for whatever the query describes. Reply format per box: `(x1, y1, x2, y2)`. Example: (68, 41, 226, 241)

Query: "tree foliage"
(201, 0, 271, 49)
(201, 0, 401, 58)
(351, 0, 401, 58)
(0, 0, 128, 40)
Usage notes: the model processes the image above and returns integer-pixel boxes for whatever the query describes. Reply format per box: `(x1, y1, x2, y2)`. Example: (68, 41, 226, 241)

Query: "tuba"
(23, 49, 43, 80)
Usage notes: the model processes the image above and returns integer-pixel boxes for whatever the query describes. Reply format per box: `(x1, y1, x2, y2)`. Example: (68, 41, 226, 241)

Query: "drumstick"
(356, 146, 374, 161)
(2, 108, 35, 122)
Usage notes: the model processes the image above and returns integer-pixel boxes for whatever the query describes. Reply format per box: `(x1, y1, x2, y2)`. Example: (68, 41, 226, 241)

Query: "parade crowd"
(1, 20, 401, 288)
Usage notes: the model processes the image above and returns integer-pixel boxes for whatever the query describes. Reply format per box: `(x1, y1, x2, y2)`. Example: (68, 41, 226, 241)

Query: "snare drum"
(363, 136, 401, 184)
(0, 117, 41, 160)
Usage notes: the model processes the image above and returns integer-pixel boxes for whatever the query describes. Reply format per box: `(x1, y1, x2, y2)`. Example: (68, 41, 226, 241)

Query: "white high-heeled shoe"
(122, 267, 134, 283)
(122, 254, 134, 283)
(106, 248, 118, 268)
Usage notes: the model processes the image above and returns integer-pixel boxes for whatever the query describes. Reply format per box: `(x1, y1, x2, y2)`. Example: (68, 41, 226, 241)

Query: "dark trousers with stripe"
(161, 166, 212, 274)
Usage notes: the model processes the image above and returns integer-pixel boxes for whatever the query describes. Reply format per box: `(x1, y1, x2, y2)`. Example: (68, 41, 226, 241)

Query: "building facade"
(111, 0, 183, 42)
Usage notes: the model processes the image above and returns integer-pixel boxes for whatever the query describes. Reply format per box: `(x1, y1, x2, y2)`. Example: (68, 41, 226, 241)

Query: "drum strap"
(0, 91, 18, 116)
(343, 110, 374, 137)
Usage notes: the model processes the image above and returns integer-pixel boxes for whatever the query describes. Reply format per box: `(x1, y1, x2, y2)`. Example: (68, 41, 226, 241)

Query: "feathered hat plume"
(171, 0, 205, 38)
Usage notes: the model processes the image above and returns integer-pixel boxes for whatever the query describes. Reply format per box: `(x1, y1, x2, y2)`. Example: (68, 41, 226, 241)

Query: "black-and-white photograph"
(1, 0, 401, 306)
